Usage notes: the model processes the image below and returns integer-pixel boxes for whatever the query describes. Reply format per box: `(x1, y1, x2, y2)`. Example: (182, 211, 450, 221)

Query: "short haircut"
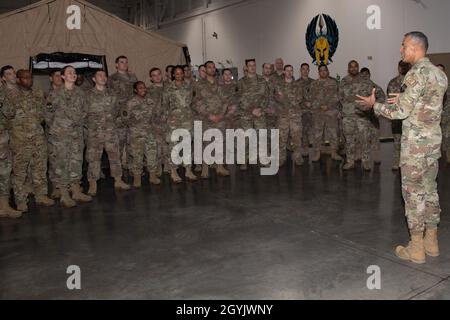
(165, 65, 174, 73)
(404, 31, 429, 51)
(0, 65, 14, 77)
(300, 63, 309, 69)
(133, 81, 145, 91)
(262, 63, 271, 69)
(61, 65, 75, 76)
(115, 55, 127, 64)
(284, 64, 293, 71)
(49, 69, 61, 77)
(171, 65, 185, 78)
(245, 59, 256, 66)
(318, 64, 328, 71)
(149, 67, 161, 75)
(16, 69, 29, 78)
(222, 68, 232, 75)
(93, 69, 106, 77)
(198, 64, 206, 70)
(360, 67, 371, 75)
(204, 61, 215, 68)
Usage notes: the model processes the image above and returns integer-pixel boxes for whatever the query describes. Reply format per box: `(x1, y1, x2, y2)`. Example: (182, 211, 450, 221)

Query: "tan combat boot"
(311, 149, 321, 162)
(395, 232, 426, 264)
(113, 177, 130, 191)
(35, 195, 55, 207)
(88, 179, 97, 196)
(362, 161, 371, 171)
(294, 157, 304, 166)
(343, 161, 355, 171)
(0, 196, 22, 218)
(50, 187, 61, 200)
(240, 164, 248, 171)
(133, 174, 142, 188)
(216, 164, 230, 177)
(201, 164, 209, 179)
(424, 228, 439, 257)
(149, 172, 161, 185)
(374, 150, 381, 165)
(16, 201, 28, 213)
(60, 188, 76, 208)
(156, 165, 163, 178)
(70, 183, 93, 203)
(331, 149, 343, 161)
(170, 168, 182, 184)
(185, 166, 198, 182)
(194, 164, 202, 173)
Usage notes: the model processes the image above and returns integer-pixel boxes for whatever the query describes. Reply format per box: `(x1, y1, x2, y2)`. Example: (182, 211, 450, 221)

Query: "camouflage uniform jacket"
(162, 81, 194, 130)
(296, 77, 314, 113)
(3, 87, 45, 141)
(123, 94, 155, 137)
(192, 78, 227, 120)
(46, 86, 87, 138)
(339, 74, 377, 119)
(237, 74, 269, 117)
(274, 79, 303, 116)
(85, 87, 119, 134)
(374, 57, 448, 164)
(147, 83, 168, 130)
(107, 72, 138, 127)
(307, 78, 340, 113)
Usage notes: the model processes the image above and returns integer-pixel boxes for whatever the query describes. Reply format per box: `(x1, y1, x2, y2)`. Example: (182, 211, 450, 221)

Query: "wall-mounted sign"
(306, 14, 339, 66)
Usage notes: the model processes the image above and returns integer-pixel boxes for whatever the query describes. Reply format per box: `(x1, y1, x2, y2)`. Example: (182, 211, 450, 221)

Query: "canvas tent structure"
(0, 0, 189, 82)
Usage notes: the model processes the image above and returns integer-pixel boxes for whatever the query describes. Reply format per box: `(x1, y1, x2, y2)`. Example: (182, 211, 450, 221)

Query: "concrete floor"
(1, 142, 449, 300)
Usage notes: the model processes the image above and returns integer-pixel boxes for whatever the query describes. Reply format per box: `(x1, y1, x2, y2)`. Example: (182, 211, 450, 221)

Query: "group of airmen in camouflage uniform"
(0, 31, 449, 265)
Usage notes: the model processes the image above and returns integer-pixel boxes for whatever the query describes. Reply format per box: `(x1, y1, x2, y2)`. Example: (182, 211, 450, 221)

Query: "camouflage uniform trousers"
(301, 111, 313, 150)
(45, 128, 57, 187)
(202, 120, 226, 165)
(49, 133, 84, 189)
(223, 115, 240, 163)
(442, 120, 450, 152)
(0, 130, 11, 197)
(118, 126, 128, 169)
(86, 130, 122, 181)
(393, 134, 402, 166)
(369, 117, 381, 161)
(337, 116, 346, 154)
(266, 113, 279, 130)
(392, 120, 402, 167)
(342, 116, 372, 163)
(239, 115, 267, 164)
(312, 111, 339, 150)
(401, 158, 440, 232)
(129, 130, 158, 176)
(166, 125, 193, 170)
(153, 129, 171, 172)
(278, 110, 302, 164)
(10, 134, 48, 204)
